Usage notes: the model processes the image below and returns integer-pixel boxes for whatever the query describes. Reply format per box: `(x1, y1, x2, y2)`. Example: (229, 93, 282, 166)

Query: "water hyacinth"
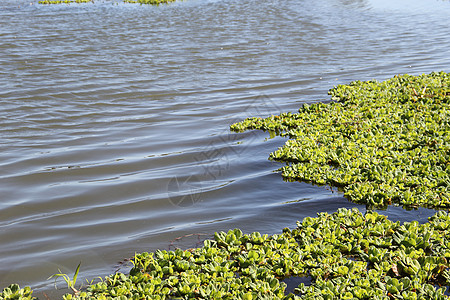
(231, 72, 450, 209)
(6, 208, 449, 299)
(0, 284, 33, 300)
(3, 73, 450, 298)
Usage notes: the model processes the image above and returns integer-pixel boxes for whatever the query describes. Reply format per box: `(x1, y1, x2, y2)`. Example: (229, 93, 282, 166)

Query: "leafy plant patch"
(5, 208, 449, 299)
(231, 72, 450, 209)
(3, 73, 450, 299)
(0, 284, 33, 300)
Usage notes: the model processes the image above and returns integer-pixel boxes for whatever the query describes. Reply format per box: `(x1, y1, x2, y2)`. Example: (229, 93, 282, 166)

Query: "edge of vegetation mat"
(3, 208, 450, 299)
(232, 72, 450, 209)
(2, 73, 449, 299)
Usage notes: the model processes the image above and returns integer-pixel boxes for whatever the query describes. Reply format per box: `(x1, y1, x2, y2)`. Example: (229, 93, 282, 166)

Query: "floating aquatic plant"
(3, 207, 450, 299)
(0, 284, 33, 300)
(24, 208, 449, 299)
(231, 72, 450, 209)
(3, 73, 450, 299)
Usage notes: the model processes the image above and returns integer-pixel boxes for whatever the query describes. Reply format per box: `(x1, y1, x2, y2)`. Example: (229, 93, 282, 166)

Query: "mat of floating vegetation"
(231, 72, 450, 209)
(4, 208, 449, 299)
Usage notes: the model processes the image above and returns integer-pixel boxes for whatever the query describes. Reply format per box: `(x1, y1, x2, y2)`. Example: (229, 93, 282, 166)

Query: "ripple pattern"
(0, 0, 449, 293)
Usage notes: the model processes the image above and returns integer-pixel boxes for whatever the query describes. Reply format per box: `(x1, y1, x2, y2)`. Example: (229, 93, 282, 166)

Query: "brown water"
(1, 0, 449, 295)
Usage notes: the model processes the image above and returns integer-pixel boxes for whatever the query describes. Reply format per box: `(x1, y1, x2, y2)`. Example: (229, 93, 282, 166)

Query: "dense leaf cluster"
(69, 209, 450, 299)
(0, 284, 33, 300)
(231, 72, 450, 209)
(293, 208, 450, 299)
(4, 208, 449, 299)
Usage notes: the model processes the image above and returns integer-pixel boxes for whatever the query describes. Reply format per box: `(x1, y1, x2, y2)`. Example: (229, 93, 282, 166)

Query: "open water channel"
(1, 0, 449, 296)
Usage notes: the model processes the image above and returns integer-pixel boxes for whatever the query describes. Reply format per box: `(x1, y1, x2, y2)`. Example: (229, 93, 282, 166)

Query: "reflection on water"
(0, 0, 449, 293)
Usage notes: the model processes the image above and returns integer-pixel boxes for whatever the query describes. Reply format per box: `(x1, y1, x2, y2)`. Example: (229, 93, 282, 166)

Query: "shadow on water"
(283, 276, 311, 296)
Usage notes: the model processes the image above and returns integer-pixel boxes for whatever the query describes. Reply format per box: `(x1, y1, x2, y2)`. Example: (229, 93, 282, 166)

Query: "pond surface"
(1, 0, 449, 295)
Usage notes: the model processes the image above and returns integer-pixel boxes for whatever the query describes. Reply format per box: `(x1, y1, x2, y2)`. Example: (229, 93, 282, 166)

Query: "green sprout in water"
(48, 262, 82, 295)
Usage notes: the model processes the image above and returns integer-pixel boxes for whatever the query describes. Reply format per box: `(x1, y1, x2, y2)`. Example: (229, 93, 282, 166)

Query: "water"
(1, 0, 449, 295)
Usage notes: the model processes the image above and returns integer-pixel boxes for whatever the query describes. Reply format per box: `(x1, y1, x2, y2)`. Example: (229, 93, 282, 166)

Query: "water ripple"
(0, 0, 449, 292)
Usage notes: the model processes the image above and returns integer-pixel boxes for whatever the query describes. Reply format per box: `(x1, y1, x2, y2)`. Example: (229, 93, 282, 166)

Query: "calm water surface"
(1, 0, 449, 295)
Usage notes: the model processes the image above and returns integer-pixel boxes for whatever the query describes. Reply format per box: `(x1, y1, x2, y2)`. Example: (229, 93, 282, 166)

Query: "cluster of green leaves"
(3, 209, 450, 299)
(292, 208, 450, 299)
(38, 0, 93, 4)
(231, 72, 450, 209)
(65, 232, 292, 300)
(42, 208, 450, 299)
(0, 284, 33, 300)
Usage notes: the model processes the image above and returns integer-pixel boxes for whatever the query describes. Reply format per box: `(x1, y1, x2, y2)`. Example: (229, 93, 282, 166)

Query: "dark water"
(1, 0, 449, 295)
